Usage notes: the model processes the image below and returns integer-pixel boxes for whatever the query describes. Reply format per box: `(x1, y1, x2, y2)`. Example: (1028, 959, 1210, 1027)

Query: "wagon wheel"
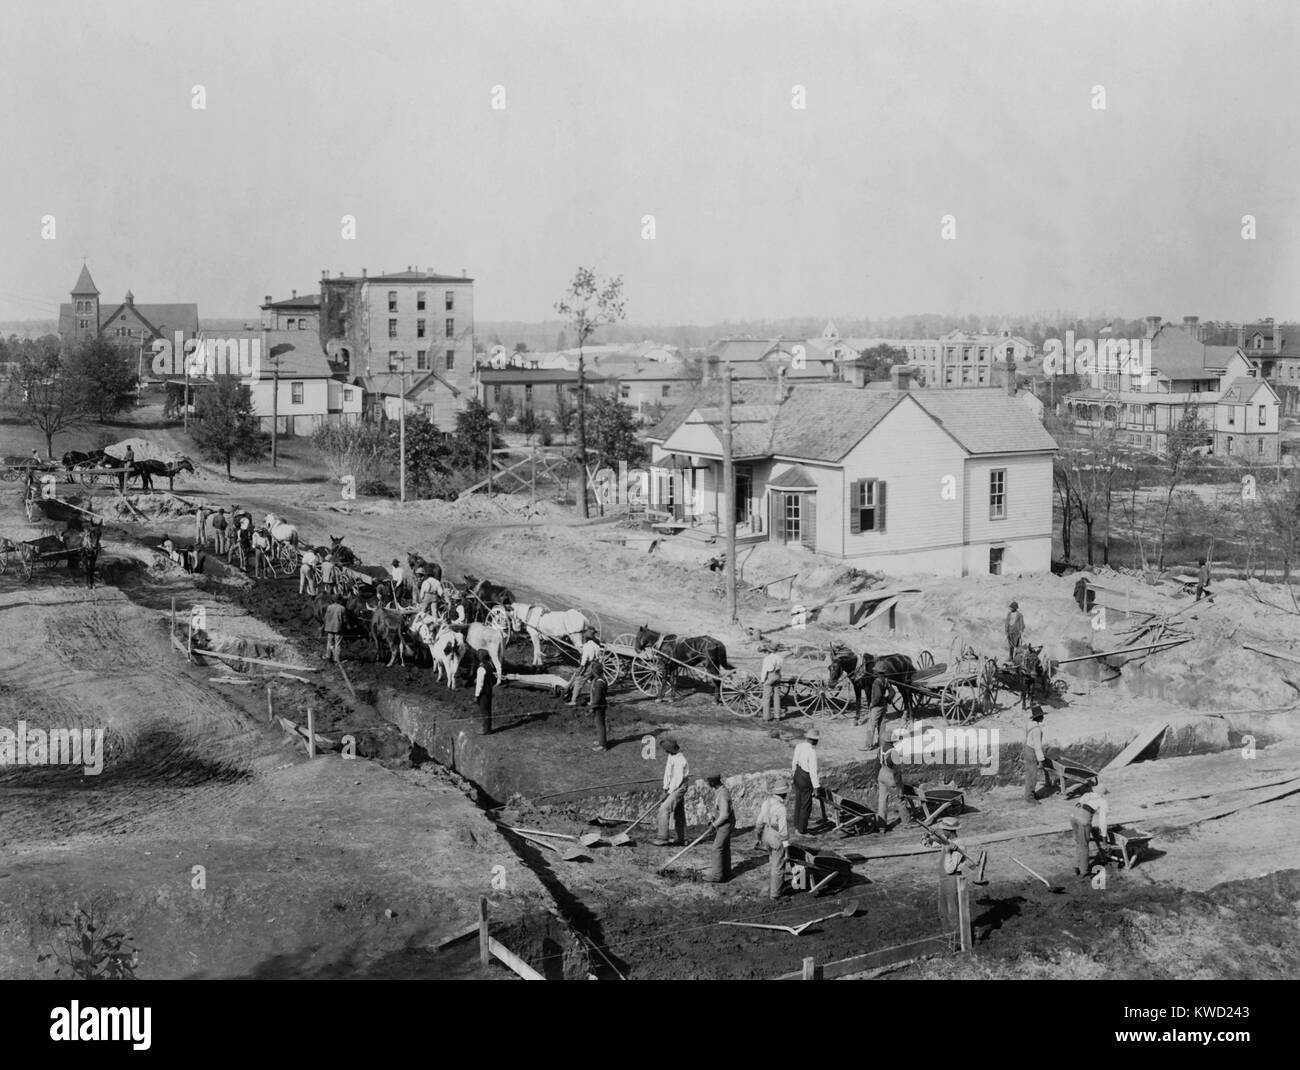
(596, 648, 623, 685)
(940, 678, 982, 725)
(794, 670, 851, 717)
(918, 649, 934, 669)
(611, 632, 635, 650)
(720, 670, 761, 717)
(630, 652, 665, 697)
(0, 467, 15, 482)
(979, 660, 1000, 714)
(487, 606, 512, 633)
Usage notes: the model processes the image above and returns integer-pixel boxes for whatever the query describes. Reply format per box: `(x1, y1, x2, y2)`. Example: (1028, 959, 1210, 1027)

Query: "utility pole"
(269, 327, 280, 468)
(722, 362, 737, 622)
(399, 351, 408, 503)
(183, 340, 190, 433)
(487, 417, 494, 498)
(576, 347, 589, 518)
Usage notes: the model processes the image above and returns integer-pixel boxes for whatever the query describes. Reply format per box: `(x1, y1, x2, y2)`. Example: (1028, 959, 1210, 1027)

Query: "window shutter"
(877, 481, 887, 532)
(849, 479, 862, 535)
(771, 492, 784, 545)
(801, 494, 817, 549)
(1002, 472, 1007, 519)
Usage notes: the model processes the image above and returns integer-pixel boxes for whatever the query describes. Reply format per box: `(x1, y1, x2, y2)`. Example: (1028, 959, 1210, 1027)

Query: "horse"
(991, 644, 1054, 709)
(408, 552, 442, 581)
(510, 603, 590, 667)
(826, 644, 918, 721)
(264, 513, 300, 552)
(464, 622, 506, 679)
(61, 448, 108, 483)
(328, 535, 359, 567)
(129, 457, 196, 493)
(462, 574, 514, 622)
(64, 522, 103, 587)
(634, 624, 733, 704)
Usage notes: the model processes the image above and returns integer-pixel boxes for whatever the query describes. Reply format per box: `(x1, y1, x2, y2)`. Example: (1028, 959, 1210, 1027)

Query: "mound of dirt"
(106, 492, 199, 521)
(102, 438, 191, 466)
(326, 493, 573, 525)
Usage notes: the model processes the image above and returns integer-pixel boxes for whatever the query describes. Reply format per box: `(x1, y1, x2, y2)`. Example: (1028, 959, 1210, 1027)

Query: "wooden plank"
(478, 897, 490, 966)
(852, 597, 898, 630)
(188, 646, 318, 673)
(776, 934, 948, 980)
(489, 937, 544, 980)
(1056, 637, 1189, 665)
(1100, 722, 1168, 773)
(435, 922, 481, 950)
(801, 956, 817, 980)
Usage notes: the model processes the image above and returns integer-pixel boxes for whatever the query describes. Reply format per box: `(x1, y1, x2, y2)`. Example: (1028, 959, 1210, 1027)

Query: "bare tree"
(555, 268, 626, 518)
(1156, 407, 1206, 571)
(6, 353, 87, 458)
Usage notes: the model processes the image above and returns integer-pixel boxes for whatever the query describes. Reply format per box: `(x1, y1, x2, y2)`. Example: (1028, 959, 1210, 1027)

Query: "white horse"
(263, 512, 299, 549)
(511, 602, 590, 668)
(465, 623, 505, 679)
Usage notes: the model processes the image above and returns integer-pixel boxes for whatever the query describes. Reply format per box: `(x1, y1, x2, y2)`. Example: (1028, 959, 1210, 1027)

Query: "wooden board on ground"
(501, 673, 570, 691)
(1100, 722, 1168, 773)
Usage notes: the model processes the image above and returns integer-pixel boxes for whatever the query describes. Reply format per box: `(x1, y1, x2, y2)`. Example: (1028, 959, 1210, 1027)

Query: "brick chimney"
(1145, 315, 1162, 339)
(1183, 315, 1199, 341)
(889, 364, 913, 391)
(1237, 323, 1246, 348)
(361, 268, 367, 279)
(264, 294, 273, 305)
(1004, 358, 1017, 396)
(776, 366, 787, 402)
(291, 289, 297, 299)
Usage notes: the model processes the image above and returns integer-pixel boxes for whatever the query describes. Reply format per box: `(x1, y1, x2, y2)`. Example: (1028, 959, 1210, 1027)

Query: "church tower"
(70, 263, 100, 343)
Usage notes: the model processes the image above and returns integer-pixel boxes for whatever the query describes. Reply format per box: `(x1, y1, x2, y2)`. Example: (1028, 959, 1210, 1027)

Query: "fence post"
(307, 706, 316, 758)
(802, 956, 818, 980)
(479, 896, 491, 967)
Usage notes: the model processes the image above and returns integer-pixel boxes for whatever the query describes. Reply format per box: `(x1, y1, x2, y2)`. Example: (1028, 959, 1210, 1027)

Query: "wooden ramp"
(1101, 722, 1168, 774)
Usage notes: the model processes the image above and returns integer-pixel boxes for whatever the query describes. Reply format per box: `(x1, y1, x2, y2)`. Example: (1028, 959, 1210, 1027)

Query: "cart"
(786, 843, 854, 896)
(905, 785, 966, 824)
(789, 649, 941, 719)
(15, 533, 81, 582)
(1, 456, 56, 482)
(620, 638, 762, 716)
(1047, 757, 1099, 798)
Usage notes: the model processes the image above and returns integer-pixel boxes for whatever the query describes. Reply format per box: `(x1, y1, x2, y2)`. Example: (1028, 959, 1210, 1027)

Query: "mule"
(407, 552, 442, 581)
(826, 644, 918, 721)
(61, 449, 108, 483)
(634, 625, 733, 704)
(510, 603, 589, 667)
(327, 535, 359, 567)
(129, 457, 196, 493)
(367, 602, 414, 667)
(991, 644, 1054, 709)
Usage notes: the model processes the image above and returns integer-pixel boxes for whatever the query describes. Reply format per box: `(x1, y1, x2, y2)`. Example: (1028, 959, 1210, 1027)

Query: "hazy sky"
(2, 0, 1297, 326)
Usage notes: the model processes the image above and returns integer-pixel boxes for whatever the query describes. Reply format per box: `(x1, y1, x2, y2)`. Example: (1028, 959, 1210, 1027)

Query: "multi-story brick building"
(319, 267, 475, 427)
(58, 263, 199, 353)
(260, 291, 320, 332)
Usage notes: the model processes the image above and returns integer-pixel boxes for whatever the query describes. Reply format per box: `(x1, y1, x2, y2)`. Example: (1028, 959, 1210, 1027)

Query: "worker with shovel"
(1024, 704, 1046, 804)
(935, 817, 966, 934)
(754, 782, 791, 900)
(653, 737, 689, 847)
(703, 773, 734, 882)
(1071, 782, 1109, 880)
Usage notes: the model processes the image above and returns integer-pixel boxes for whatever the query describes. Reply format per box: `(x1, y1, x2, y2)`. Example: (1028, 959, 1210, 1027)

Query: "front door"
(735, 466, 752, 526)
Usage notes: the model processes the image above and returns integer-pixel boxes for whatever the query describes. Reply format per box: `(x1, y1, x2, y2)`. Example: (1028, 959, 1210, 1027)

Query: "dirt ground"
(3, 408, 1300, 979)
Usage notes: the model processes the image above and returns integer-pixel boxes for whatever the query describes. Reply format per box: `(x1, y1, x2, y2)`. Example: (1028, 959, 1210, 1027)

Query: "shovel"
(505, 824, 603, 848)
(721, 899, 861, 937)
(656, 827, 714, 873)
(609, 795, 665, 847)
(516, 831, 590, 862)
(1012, 856, 1065, 893)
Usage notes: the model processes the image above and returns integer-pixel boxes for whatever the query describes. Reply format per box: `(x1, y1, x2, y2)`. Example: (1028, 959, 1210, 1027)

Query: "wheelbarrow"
(786, 843, 854, 897)
(1047, 758, 1098, 798)
(826, 790, 878, 837)
(1102, 825, 1154, 870)
(906, 785, 965, 824)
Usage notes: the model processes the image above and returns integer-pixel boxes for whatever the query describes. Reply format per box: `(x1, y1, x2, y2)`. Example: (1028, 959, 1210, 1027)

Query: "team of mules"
(60, 450, 196, 492)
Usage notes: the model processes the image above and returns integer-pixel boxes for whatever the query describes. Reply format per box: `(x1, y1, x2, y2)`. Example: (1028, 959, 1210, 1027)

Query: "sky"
(1, 0, 1298, 327)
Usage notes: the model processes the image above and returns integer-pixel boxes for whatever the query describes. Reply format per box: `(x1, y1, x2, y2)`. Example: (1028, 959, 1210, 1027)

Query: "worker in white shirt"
(388, 559, 407, 606)
(790, 726, 821, 834)
(1024, 704, 1046, 804)
(934, 817, 965, 931)
(754, 783, 791, 899)
(760, 650, 784, 722)
(876, 737, 907, 833)
(1071, 783, 1109, 878)
(653, 737, 689, 846)
(567, 627, 603, 706)
(299, 546, 321, 595)
(417, 570, 444, 611)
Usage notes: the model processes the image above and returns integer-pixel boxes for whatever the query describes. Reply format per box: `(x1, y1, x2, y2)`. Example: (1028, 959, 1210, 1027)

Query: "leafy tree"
(554, 385, 575, 440)
(496, 388, 517, 423)
(1154, 407, 1207, 569)
(394, 414, 453, 498)
(449, 397, 493, 473)
(65, 337, 138, 421)
(6, 353, 85, 458)
(555, 267, 627, 517)
(535, 414, 556, 447)
(586, 391, 646, 468)
(856, 344, 908, 381)
(191, 375, 267, 478)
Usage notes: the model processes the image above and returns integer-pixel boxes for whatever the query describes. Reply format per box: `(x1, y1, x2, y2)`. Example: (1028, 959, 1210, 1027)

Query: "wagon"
(789, 649, 950, 719)
(611, 634, 763, 716)
(0, 456, 56, 482)
(886, 653, 998, 725)
(10, 533, 83, 582)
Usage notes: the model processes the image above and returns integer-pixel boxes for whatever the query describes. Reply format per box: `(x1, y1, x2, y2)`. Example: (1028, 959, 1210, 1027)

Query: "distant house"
(357, 370, 458, 423)
(59, 263, 199, 354)
(475, 366, 604, 418)
(643, 367, 1059, 577)
(239, 329, 358, 433)
(706, 338, 841, 383)
(1063, 317, 1280, 460)
(260, 291, 320, 332)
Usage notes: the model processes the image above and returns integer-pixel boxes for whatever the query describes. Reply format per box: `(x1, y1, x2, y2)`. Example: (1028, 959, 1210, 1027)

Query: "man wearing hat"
(754, 782, 791, 899)
(1024, 704, 1046, 804)
(1006, 600, 1025, 661)
(1071, 782, 1109, 878)
(703, 773, 734, 882)
(876, 735, 908, 833)
(211, 508, 228, 555)
(320, 552, 336, 595)
(935, 816, 965, 932)
(474, 649, 497, 735)
(654, 737, 689, 846)
(790, 727, 822, 835)
(417, 568, 444, 612)
(588, 671, 609, 752)
(567, 627, 603, 707)
(299, 544, 321, 596)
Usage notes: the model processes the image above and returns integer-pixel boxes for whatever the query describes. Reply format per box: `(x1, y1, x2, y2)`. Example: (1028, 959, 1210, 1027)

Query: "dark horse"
(989, 644, 1055, 709)
(407, 552, 442, 581)
(634, 624, 733, 704)
(826, 643, 918, 721)
(63, 522, 103, 588)
(327, 535, 359, 567)
(61, 448, 108, 483)
(462, 575, 514, 621)
(129, 457, 196, 493)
